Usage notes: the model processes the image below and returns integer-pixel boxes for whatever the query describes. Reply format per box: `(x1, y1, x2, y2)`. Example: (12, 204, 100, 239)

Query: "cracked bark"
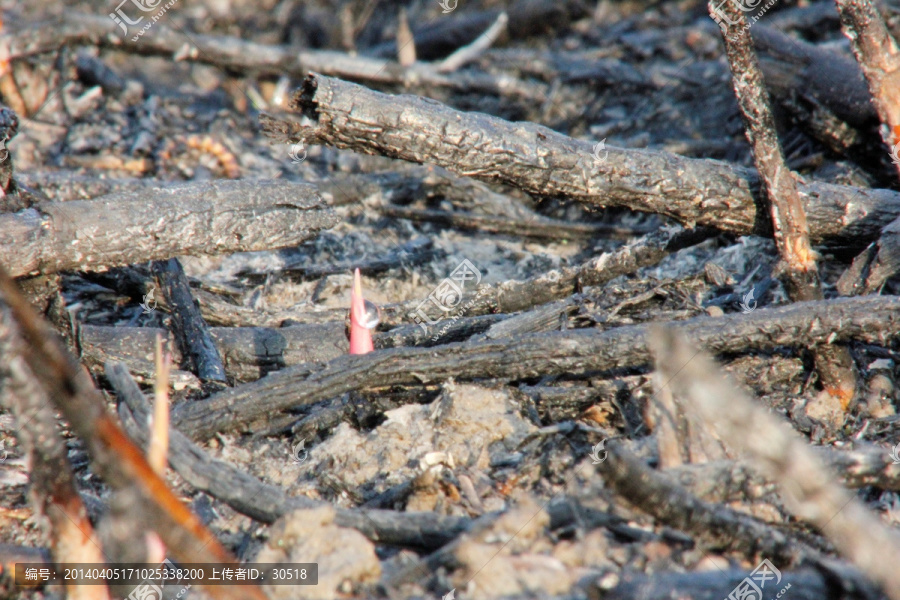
(261, 73, 900, 248)
(0, 180, 337, 278)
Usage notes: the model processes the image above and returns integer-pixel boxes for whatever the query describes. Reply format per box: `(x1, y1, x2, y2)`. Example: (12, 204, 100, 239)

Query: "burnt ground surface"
(1, 0, 900, 599)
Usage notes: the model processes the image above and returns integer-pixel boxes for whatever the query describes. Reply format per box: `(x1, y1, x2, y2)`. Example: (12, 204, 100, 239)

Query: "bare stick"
(148, 335, 170, 476)
(436, 12, 508, 73)
(151, 258, 227, 387)
(834, 0, 900, 179)
(650, 327, 900, 600)
(666, 444, 900, 496)
(260, 73, 900, 246)
(0, 180, 337, 277)
(837, 215, 900, 295)
(714, 0, 857, 406)
(6, 13, 544, 101)
(378, 205, 648, 241)
(0, 313, 110, 598)
(0, 264, 267, 600)
(599, 440, 803, 564)
(171, 295, 900, 441)
(396, 8, 416, 67)
(752, 24, 875, 128)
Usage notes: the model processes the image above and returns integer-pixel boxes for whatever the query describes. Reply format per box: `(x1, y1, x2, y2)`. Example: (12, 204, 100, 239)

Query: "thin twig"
(834, 0, 900, 180)
(151, 258, 227, 387)
(436, 12, 508, 73)
(598, 440, 803, 564)
(148, 334, 170, 476)
(714, 0, 857, 408)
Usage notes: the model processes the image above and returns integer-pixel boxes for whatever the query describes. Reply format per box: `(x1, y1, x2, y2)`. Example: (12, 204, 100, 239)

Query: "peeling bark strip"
(260, 74, 900, 246)
(0, 180, 338, 278)
(172, 295, 900, 441)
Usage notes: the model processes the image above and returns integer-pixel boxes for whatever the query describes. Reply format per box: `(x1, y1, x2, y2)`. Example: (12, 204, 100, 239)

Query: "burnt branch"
(171, 295, 900, 441)
(261, 73, 900, 247)
(0, 312, 109, 597)
(378, 205, 649, 241)
(80, 323, 348, 384)
(835, 0, 900, 178)
(598, 440, 803, 564)
(150, 258, 227, 387)
(666, 444, 900, 498)
(6, 13, 545, 102)
(0, 180, 337, 277)
(838, 216, 900, 295)
(716, 0, 857, 406)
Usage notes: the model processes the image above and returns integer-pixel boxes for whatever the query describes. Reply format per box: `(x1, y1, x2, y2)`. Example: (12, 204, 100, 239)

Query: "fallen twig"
(19, 166, 540, 222)
(598, 440, 803, 564)
(716, 0, 857, 408)
(436, 12, 508, 73)
(79, 316, 509, 384)
(837, 215, 900, 295)
(4, 13, 546, 101)
(170, 295, 900, 441)
(147, 335, 170, 476)
(665, 443, 900, 498)
(151, 258, 227, 387)
(752, 24, 875, 128)
(378, 204, 649, 241)
(835, 0, 900, 179)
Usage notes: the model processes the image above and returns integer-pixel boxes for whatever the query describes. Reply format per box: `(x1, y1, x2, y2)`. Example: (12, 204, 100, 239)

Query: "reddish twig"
(713, 0, 857, 410)
(0, 264, 267, 600)
(834, 0, 900, 180)
(0, 312, 110, 599)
